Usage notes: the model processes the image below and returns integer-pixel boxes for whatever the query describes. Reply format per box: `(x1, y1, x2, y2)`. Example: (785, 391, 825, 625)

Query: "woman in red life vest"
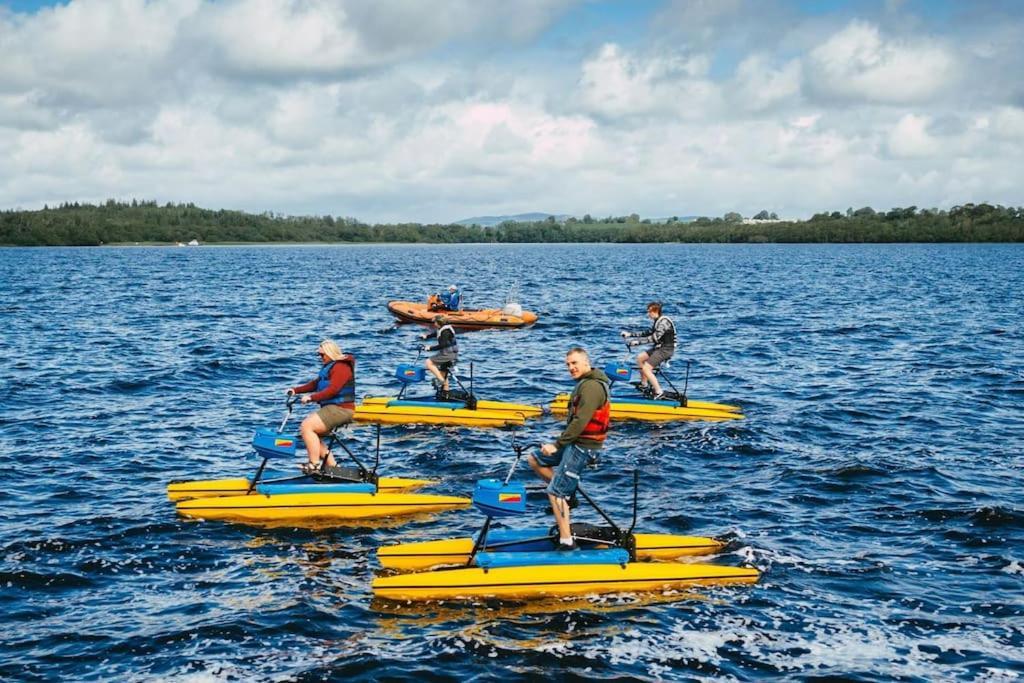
(287, 340, 356, 474)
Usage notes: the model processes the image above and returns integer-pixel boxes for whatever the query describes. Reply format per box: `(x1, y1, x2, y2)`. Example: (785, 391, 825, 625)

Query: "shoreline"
(2, 240, 1024, 248)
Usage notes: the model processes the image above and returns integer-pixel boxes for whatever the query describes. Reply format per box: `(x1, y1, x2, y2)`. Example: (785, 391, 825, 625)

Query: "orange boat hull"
(387, 301, 538, 330)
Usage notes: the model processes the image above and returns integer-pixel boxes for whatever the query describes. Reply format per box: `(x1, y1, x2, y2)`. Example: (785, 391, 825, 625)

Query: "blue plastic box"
(252, 428, 298, 459)
(472, 478, 528, 516)
(395, 364, 425, 384)
(603, 362, 632, 383)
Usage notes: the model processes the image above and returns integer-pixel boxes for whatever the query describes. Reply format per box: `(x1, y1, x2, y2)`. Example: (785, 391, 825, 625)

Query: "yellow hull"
(377, 534, 725, 572)
(175, 491, 470, 522)
(166, 476, 432, 502)
(354, 396, 538, 427)
(550, 394, 744, 422)
(372, 562, 759, 601)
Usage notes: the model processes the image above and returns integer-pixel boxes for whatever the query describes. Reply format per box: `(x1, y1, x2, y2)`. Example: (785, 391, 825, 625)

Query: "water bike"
(355, 362, 542, 428)
(550, 358, 743, 423)
(169, 398, 469, 523)
(372, 442, 759, 601)
(387, 297, 538, 331)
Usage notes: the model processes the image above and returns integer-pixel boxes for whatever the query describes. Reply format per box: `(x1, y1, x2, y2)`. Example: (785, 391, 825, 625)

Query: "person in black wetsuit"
(420, 315, 458, 391)
(621, 301, 677, 399)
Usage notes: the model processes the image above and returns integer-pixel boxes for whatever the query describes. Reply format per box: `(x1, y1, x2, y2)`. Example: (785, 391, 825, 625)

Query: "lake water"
(1, 243, 1022, 680)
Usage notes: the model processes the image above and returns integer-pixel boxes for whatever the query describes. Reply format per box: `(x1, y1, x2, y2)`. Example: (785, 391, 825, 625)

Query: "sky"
(1, 0, 1022, 223)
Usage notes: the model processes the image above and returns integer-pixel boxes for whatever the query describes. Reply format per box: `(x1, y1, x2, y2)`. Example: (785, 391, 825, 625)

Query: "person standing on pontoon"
(420, 315, 458, 392)
(622, 301, 676, 400)
(286, 340, 356, 474)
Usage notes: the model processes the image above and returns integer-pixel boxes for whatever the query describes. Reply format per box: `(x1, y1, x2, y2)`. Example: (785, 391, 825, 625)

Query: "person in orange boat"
(420, 315, 458, 391)
(286, 340, 356, 474)
(428, 284, 461, 311)
(528, 347, 611, 551)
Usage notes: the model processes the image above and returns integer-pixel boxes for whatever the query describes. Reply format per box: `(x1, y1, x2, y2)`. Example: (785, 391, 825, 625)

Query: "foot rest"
(316, 465, 365, 482)
(475, 548, 628, 569)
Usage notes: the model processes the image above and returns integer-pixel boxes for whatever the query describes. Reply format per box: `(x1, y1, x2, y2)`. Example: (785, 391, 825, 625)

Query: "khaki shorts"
(317, 405, 354, 431)
(646, 346, 674, 369)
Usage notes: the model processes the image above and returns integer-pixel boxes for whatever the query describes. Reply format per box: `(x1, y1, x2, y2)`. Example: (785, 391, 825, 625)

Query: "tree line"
(1, 199, 1022, 246)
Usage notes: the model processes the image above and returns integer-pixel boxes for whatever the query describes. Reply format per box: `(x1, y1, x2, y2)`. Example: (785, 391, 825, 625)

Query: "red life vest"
(569, 377, 611, 443)
(316, 355, 356, 406)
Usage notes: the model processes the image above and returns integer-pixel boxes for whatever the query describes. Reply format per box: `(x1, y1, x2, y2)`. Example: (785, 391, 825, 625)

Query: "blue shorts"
(536, 444, 594, 499)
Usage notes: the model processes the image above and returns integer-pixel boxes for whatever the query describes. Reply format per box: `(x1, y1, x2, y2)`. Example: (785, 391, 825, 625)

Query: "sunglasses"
(317, 351, 326, 358)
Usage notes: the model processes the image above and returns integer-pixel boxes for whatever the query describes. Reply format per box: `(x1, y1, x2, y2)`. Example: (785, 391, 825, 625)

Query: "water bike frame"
(464, 437, 641, 568)
(394, 361, 478, 410)
(248, 396, 383, 493)
(611, 346, 692, 407)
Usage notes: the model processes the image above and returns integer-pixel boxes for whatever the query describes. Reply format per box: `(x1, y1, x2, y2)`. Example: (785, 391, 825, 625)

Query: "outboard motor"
(603, 362, 632, 384)
(472, 479, 527, 517)
(501, 302, 523, 317)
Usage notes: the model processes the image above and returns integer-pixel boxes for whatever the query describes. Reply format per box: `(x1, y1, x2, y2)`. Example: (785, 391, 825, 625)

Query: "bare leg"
(549, 493, 572, 541)
(531, 454, 572, 542)
(636, 351, 650, 389)
(425, 359, 448, 390)
(299, 414, 331, 466)
(641, 361, 663, 395)
(528, 454, 553, 482)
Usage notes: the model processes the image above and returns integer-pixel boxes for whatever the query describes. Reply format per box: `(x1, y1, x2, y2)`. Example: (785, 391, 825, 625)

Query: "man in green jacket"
(528, 347, 611, 551)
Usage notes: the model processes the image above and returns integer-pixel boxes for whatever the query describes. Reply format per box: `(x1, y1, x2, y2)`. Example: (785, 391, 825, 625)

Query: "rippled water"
(2, 243, 1022, 681)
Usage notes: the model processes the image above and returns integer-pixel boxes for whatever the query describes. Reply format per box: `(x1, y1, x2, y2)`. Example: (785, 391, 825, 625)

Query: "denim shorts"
(537, 444, 592, 499)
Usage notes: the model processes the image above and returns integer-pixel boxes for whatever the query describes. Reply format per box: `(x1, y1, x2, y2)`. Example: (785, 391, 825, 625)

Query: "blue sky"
(1, 0, 1021, 222)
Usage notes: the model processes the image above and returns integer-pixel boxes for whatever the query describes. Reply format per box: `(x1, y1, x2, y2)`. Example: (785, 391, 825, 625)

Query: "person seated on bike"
(528, 347, 611, 551)
(621, 301, 676, 400)
(287, 340, 356, 474)
(420, 315, 458, 391)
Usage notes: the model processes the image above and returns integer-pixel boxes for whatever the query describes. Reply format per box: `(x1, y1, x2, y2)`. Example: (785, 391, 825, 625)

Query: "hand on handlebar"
(300, 395, 313, 405)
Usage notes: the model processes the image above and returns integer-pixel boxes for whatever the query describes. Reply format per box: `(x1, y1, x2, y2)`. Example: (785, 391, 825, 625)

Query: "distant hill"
(454, 212, 570, 227)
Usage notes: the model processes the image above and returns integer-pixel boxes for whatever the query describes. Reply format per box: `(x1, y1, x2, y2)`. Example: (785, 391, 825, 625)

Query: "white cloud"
(731, 55, 802, 112)
(991, 106, 1024, 140)
(0, 1, 1021, 222)
(792, 114, 820, 129)
(887, 113, 940, 158)
(806, 21, 957, 104)
(579, 43, 718, 119)
(0, 0, 195, 106)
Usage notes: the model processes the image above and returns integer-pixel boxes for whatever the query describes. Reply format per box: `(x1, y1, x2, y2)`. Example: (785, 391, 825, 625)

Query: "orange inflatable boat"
(386, 299, 538, 330)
